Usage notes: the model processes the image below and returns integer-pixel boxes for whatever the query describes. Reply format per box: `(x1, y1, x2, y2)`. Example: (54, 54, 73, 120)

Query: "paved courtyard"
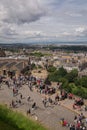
(0, 83, 87, 130)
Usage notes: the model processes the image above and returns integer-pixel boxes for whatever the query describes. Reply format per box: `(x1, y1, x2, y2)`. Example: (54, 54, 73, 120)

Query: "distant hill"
(0, 42, 87, 52)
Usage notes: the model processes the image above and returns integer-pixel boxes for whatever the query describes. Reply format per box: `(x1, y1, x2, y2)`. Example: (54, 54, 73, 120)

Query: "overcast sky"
(0, 0, 87, 43)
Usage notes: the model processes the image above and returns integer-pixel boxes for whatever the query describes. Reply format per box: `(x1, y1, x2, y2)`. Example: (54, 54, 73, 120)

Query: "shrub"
(73, 88, 85, 98)
(80, 76, 87, 88)
(65, 69, 78, 83)
(31, 63, 36, 70)
(30, 52, 44, 57)
(74, 77, 81, 86)
(38, 65, 42, 69)
(44, 77, 51, 85)
(47, 65, 56, 73)
(48, 67, 67, 82)
(60, 78, 69, 90)
(58, 67, 67, 77)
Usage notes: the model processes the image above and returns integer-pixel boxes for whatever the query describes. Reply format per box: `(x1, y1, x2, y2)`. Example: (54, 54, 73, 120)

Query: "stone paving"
(0, 83, 87, 130)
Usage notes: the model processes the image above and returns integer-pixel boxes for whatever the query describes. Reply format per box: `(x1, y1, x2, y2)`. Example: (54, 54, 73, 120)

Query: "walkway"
(0, 83, 87, 130)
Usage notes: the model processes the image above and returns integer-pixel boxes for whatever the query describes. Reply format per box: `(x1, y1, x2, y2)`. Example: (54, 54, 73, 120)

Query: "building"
(0, 57, 28, 77)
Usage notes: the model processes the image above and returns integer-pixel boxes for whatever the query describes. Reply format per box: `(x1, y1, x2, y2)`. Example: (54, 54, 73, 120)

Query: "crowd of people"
(0, 74, 60, 111)
(60, 113, 87, 130)
(0, 74, 87, 130)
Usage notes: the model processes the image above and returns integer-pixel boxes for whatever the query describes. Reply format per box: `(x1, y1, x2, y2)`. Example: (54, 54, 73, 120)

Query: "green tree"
(66, 69, 78, 83)
(48, 66, 67, 82)
(58, 67, 67, 77)
(80, 76, 87, 88)
(30, 52, 44, 57)
(47, 65, 56, 72)
(31, 63, 36, 70)
(44, 77, 51, 85)
(60, 78, 69, 90)
(73, 87, 85, 98)
(74, 77, 81, 86)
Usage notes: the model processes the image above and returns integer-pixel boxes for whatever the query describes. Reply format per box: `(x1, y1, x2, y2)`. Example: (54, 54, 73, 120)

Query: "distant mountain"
(0, 41, 87, 50)
(0, 41, 87, 46)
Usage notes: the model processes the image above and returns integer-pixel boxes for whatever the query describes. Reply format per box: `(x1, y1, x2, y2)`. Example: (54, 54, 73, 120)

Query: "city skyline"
(0, 0, 87, 43)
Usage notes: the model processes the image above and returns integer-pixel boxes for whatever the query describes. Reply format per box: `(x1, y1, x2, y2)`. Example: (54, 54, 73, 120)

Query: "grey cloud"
(75, 27, 87, 37)
(2, 27, 17, 36)
(79, 10, 87, 17)
(0, 0, 87, 43)
(78, 30, 87, 37)
(0, 0, 46, 24)
(0, 23, 45, 40)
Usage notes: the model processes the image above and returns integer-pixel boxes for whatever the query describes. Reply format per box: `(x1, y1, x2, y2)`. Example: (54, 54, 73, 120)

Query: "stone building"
(0, 58, 28, 77)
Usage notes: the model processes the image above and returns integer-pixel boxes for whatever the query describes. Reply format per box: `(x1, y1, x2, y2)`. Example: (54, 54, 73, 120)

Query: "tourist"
(20, 94, 23, 99)
(27, 96, 31, 102)
(32, 102, 36, 110)
(27, 109, 31, 115)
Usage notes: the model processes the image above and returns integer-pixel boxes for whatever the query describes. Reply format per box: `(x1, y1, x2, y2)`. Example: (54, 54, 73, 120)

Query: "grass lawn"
(0, 105, 48, 130)
(0, 120, 19, 130)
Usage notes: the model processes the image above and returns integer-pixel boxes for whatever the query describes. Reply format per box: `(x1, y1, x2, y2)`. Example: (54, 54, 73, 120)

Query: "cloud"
(75, 27, 87, 37)
(19, 30, 46, 38)
(60, 26, 87, 38)
(0, 23, 46, 40)
(0, 0, 87, 43)
(75, 27, 85, 33)
(65, 12, 82, 17)
(0, 0, 46, 24)
(53, 26, 87, 40)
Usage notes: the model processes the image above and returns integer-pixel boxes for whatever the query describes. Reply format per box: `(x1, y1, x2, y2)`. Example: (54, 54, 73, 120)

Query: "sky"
(0, 0, 87, 43)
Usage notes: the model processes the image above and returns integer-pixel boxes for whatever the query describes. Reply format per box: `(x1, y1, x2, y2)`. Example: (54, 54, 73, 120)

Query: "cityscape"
(0, 44, 87, 130)
(0, 0, 87, 130)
